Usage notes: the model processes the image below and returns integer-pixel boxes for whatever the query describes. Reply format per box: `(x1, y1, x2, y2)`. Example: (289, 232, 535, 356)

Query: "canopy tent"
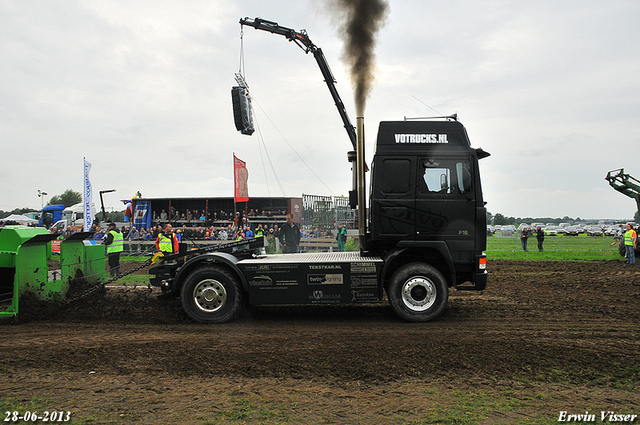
(0, 214, 38, 224)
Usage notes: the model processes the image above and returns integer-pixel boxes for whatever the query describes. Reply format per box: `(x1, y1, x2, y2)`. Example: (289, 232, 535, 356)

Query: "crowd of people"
(41, 209, 350, 279)
(151, 208, 289, 227)
(88, 213, 346, 252)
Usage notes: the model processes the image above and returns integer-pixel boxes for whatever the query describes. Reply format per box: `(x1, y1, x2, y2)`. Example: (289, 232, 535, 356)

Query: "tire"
(387, 263, 448, 322)
(619, 241, 640, 258)
(180, 266, 242, 324)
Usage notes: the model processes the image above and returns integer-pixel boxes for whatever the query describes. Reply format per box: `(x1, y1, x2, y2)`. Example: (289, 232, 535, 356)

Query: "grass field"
(487, 234, 623, 261)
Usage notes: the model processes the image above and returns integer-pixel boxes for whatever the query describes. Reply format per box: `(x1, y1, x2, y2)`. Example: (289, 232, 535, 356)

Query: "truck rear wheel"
(180, 266, 242, 324)
(387, 263, 448, 322)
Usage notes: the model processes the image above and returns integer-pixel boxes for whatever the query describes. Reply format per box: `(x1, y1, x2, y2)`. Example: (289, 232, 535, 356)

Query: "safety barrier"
(298, 237, 339, 252)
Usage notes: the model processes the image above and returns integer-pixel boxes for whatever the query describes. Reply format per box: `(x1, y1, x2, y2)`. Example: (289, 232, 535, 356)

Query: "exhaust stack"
(356, 116, 367, 250)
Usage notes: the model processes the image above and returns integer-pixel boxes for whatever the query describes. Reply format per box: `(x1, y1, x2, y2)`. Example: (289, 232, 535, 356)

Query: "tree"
(493, 213, 508, 225)
(0, 208, 38, 219)
(104, 210, 125, 223)
(48, 189, 82, 207)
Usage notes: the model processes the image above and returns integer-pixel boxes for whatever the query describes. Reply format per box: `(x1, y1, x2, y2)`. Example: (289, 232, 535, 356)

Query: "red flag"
(234, 154, 249, 203)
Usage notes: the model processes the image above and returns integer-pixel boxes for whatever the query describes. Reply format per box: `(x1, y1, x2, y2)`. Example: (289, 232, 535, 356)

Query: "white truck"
(50, 203, 97, 233)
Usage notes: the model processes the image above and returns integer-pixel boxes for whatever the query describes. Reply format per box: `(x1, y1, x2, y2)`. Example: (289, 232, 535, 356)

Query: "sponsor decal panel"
(309, 290, 341, 304)
(350, 277, 378, 288)
(249, 275, 273, 286)
(350, 262, 377, 273)
(308, 274, 344, 285)
(351, 290, 377, 302)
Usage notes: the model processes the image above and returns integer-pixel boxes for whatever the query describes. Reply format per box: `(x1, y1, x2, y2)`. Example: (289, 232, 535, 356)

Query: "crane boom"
(606, 168, 640, 216)
(239, 17, 358, 151)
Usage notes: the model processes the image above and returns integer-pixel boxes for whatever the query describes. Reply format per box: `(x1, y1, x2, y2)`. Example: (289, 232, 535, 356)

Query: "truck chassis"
(150, 236, 462, 323)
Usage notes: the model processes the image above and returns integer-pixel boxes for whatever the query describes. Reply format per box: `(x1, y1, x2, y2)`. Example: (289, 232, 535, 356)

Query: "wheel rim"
(401, 276, 437, 312)
(193, 279, 227, 313)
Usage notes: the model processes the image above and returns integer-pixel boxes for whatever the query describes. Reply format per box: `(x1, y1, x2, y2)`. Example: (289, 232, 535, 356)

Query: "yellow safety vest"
(106, 230, 124, 254)
(158, 234, 175, 253)
(624, 229, 637, 246)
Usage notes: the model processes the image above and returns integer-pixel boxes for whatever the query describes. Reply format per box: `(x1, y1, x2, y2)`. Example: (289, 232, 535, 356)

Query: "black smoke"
(330, 0, 389, 116)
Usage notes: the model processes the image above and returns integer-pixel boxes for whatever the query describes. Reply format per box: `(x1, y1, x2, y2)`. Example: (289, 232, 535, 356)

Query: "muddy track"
(1, 260, 638, 424)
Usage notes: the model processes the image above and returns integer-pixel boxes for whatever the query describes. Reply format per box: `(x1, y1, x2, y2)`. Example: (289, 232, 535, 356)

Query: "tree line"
(0, 189, 124, 222)
(488, 211, 640, 225)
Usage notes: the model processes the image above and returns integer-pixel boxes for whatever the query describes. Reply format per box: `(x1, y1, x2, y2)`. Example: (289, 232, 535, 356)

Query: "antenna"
(412, 95, 442, 115)
(404, 113, 458, 121)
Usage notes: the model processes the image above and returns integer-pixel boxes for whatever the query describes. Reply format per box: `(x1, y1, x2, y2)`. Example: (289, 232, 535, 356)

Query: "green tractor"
(605, 169, 640, 258)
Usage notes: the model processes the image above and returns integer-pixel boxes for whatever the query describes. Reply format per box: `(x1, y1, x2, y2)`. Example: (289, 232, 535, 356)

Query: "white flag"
(83, 158, 93, 232)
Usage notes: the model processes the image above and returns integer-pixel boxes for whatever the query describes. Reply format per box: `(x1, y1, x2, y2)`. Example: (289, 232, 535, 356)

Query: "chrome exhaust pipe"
(356, 116, 367, 248)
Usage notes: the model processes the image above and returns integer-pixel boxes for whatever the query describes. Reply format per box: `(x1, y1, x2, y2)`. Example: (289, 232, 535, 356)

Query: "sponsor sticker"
(308, 274, 343, 285)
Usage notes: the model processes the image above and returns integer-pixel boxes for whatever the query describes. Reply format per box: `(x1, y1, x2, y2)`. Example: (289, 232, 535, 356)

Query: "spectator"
(535, 226, 544, 252)
(337, 223, 347, 252)
(279, 214, 300, 253)
(611, 224, 625, 247)
(156, 224, 179, 254)
(624, 223, 637, 265)
(128, 226, 140, 252)
(520, 227, 531, 252)
(93, 225, 104, 240)
(104, 222, 123, 277)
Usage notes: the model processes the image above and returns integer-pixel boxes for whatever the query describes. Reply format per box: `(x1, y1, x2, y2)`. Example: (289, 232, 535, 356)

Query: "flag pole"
(233, 153, 237, 229)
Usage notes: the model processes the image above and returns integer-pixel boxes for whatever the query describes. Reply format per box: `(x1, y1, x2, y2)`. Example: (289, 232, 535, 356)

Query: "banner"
(83, 158, 93, 232)
(234, 154, 249, 203)
(133, 200, 152, 229)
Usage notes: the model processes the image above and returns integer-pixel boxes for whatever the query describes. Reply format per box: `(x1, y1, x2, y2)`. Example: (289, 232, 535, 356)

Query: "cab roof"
(375, 120, 473, 153)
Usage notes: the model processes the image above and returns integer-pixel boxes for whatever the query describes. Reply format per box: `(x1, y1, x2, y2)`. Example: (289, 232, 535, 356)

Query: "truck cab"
(38, 204, 65, 229)
(368, 120, 488, 291)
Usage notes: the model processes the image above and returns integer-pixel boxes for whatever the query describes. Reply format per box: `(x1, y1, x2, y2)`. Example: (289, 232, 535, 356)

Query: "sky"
(2, 0, 639, 220)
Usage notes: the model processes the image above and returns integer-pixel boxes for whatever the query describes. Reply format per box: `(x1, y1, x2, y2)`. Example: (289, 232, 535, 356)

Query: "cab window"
(419, 159, 472, 195)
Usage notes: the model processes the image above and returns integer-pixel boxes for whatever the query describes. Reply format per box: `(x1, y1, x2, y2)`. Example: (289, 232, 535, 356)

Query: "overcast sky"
(2, 0, 639, 220)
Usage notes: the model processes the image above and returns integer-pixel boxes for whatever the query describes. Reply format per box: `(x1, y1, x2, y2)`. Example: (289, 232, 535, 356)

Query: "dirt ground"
(1, 260, 639, 424)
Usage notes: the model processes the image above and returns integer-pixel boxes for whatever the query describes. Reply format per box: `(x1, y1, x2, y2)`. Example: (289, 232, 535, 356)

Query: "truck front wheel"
(387, 263, 448, 322)
(180, 266, 242, 324)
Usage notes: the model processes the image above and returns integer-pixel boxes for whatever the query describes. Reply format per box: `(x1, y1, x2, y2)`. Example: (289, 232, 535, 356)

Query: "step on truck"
(148, 17, 490, 323)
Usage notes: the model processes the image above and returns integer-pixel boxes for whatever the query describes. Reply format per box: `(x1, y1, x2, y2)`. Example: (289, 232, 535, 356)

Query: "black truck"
(148, 18, 489, 323)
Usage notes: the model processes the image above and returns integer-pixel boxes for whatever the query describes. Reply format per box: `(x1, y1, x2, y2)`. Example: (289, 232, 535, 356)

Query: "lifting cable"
(238, 27, 281, 196)
(252, 108, 285, 197)
(237, 27, 335, 197)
